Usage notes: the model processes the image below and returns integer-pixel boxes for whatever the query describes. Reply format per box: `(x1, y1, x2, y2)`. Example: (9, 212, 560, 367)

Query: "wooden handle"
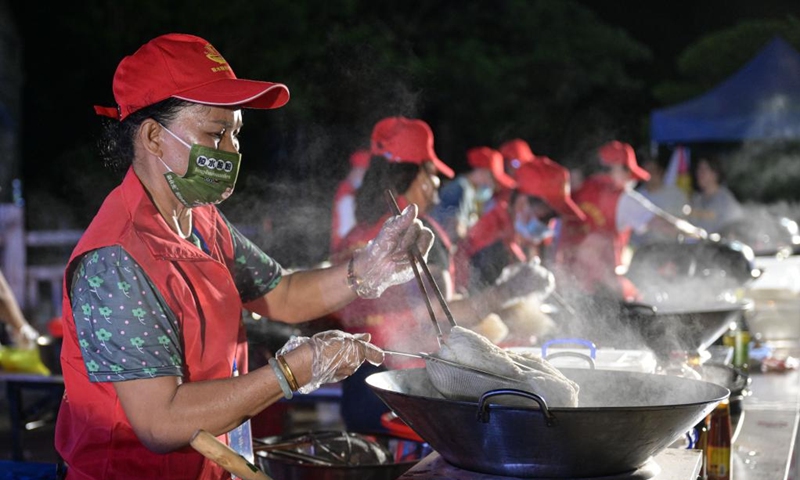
(190, 429, 272, 480)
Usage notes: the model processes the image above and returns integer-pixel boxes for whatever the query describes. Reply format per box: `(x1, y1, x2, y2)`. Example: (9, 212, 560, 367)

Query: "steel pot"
(367, 368, 728, 478)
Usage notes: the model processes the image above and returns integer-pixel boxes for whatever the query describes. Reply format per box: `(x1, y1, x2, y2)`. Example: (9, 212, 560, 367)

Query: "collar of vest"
(121, 168, 219, 261)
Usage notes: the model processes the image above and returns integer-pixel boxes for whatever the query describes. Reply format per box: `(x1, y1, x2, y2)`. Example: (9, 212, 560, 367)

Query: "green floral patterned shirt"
(69, 220, 282, 383)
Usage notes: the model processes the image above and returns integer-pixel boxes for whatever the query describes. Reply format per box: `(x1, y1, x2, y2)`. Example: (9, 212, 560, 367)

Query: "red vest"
(331, 196, 452, 367)
(453, 199, 527, 292)
(556, 175, 637, 299)
(56, 168, 246, 480)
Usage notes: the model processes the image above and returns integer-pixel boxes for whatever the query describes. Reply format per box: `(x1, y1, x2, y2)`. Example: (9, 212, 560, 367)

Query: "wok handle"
(542, 338, 597, 359)
(476, 389, 557, 427)
(190, 429, 273, 480)
(545, 351, 596, 370)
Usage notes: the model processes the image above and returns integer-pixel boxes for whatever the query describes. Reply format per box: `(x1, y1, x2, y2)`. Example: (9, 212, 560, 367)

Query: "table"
(732, 341, 800, 480)
(0, 372, 64, 461)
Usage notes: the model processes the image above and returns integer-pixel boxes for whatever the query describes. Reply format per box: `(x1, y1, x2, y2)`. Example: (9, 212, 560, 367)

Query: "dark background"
(8, 0, 800, 266)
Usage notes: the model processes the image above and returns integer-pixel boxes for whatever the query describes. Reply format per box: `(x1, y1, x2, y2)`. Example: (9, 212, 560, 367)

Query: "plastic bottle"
(706, 399, 733, 480)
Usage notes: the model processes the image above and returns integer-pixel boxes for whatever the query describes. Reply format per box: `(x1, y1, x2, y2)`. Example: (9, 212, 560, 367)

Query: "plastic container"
(506, 346, 658, 374)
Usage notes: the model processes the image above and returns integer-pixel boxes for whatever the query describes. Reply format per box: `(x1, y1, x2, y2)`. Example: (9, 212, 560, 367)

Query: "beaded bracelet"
(268, 357, 293, 400)
(276, 355, 300, 392)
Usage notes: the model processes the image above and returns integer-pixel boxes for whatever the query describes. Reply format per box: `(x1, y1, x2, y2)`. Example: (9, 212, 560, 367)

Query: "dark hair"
(692, 154, 726, 190)
(355, 156, 420, 225)
(96, 98, 195, 171)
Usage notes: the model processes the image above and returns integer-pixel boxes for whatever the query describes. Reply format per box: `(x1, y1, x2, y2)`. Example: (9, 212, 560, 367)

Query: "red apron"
(556, 175, 638, 300)
(56, 168, 247, 480)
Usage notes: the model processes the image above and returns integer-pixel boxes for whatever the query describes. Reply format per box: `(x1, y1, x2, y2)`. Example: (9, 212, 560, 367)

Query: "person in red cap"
(429, 146, 516, 243)
(56, 34, 434, 480)
(555, 140, 706, 304)
(453, 156, 584, 295)
(330, 148, 371, 252)
(499, 138, 536, 174)
(331, 117, 548, 432)
(489, 138, 539, 210)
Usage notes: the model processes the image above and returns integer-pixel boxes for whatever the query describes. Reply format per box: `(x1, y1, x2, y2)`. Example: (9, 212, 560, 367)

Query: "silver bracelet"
(268, 357, 293, 400)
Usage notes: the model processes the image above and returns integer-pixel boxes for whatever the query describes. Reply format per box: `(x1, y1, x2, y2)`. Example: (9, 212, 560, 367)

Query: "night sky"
(7, 1, 800, 265)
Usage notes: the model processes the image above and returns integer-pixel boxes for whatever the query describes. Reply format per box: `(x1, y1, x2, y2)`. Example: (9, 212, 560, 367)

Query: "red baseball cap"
(94, 33, 290, 121)
(370, 117, 454, 178)
(349, 149, 371, 169)
(598, 141, 650, 182)
(515, 157, 586, 220)
(499, 139, 535, 170)
(467, 147, 516, 189)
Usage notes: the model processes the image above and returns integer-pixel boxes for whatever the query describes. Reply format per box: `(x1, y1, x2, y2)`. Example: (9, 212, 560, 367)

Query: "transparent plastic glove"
(495, 259, 555, 307)
(277, 330, 385, 394)
(9, 324, 40, 350)
(351, 204, 435, 299)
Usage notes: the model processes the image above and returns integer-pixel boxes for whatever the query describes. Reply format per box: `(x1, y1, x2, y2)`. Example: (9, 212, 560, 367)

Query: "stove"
(398, 448, 702, 480)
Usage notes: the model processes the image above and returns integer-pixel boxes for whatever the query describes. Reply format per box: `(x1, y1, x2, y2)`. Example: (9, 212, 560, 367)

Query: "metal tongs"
(384, 189, 456, 345)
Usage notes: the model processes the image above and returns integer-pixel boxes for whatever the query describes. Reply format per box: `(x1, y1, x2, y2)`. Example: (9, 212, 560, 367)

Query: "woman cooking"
(55, 33, 433, 480)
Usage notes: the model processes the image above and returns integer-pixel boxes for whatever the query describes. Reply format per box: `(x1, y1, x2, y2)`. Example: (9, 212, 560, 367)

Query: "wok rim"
(650, 298, 753, 315)
(366, 368, 731, 411)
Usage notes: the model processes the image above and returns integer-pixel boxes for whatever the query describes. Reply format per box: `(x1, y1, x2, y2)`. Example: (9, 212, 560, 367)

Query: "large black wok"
(550, 297, 752, 359)
(367, 368, 728, 478)
(622, 300, 753, 357)
(625, 239, 761, 295)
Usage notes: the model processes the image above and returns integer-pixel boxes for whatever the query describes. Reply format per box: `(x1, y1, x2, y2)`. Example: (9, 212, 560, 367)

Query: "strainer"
(383, 350, 529, 402)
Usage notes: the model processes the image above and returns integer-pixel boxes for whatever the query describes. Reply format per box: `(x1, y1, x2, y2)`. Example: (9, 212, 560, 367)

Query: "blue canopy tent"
(651, 36, 800, 145)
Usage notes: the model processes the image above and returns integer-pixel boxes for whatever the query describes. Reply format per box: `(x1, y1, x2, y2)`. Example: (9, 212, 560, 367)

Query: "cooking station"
(393, 359, 800, 480)
(399, 449, 703, 479)
(393, 334, 800, 480)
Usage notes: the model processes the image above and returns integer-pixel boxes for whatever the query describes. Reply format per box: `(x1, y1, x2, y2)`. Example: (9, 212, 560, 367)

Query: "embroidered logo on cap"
(204, 44, 231, 73)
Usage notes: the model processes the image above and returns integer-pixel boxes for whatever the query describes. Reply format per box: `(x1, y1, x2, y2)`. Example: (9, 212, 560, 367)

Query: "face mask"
(159, 125, 241, 207)
(515, 216, 553, 243)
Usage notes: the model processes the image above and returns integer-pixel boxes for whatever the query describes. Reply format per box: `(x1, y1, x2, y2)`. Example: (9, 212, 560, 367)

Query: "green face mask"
(160, 125, 241, 208)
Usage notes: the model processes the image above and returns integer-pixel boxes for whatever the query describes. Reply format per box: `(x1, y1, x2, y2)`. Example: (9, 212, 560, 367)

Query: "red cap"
(370, 117, 454, 178)
(94, 33, 290, 121)
(499, 139, 535, 170)
(515, 157, 586, 221)
(598, 141, 650, 182)
(349, 149, 371, 169)
(467, 147, 516, 189)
